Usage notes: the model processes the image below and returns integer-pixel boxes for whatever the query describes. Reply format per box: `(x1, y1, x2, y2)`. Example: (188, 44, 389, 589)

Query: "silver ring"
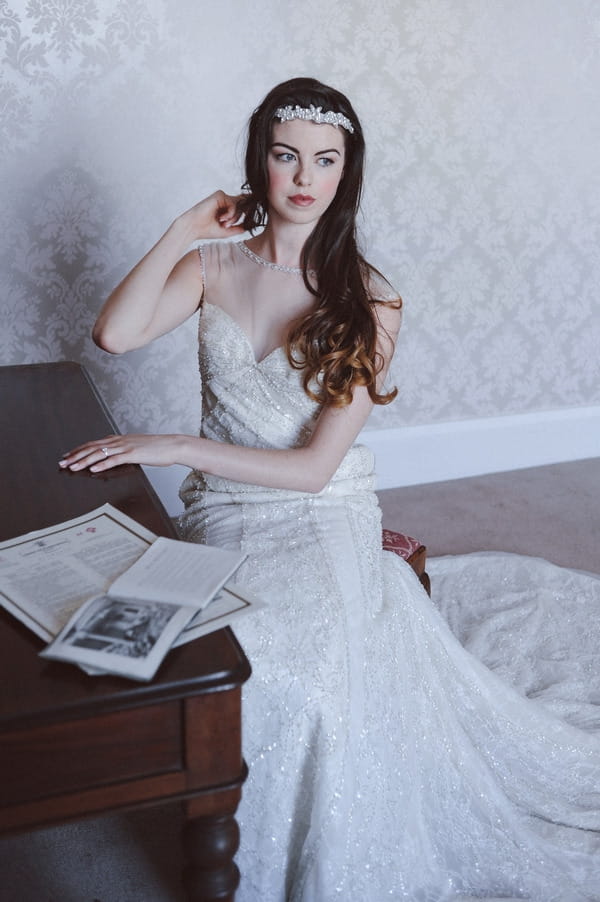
(101, 446, 109, 458)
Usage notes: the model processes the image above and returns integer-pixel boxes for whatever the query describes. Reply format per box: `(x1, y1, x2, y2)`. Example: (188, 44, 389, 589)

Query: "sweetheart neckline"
(203, 302, 286, 366)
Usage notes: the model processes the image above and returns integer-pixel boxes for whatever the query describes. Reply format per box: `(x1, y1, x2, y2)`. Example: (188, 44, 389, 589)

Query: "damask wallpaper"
(2, 0, 599, 444)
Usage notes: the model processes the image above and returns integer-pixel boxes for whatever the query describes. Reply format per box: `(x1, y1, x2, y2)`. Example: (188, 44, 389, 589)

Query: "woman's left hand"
(59, 434, 186, 473)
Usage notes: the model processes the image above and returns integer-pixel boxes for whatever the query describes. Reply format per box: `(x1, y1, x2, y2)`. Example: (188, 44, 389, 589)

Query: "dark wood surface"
(0, 362, 251, 902)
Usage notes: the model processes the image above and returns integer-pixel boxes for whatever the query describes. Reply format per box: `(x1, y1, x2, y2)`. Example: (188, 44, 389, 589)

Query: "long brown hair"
(240, 77, 399, 407)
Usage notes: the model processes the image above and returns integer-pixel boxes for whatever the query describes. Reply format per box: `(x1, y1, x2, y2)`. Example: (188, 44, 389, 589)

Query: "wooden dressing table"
(0, 361, 250, 902)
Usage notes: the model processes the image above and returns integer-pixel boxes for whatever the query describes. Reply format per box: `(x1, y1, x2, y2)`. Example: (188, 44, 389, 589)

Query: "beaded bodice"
(193, 240, 376, 494)
(198, 300, 319, 449)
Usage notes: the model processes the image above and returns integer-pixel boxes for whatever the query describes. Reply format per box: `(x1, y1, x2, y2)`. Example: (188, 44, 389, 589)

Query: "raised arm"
(93, 192, 245, 354)
(60, 300, 401, 493)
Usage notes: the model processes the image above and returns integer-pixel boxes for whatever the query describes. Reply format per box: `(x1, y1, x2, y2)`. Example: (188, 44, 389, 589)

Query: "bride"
(60, 77, 600, 901)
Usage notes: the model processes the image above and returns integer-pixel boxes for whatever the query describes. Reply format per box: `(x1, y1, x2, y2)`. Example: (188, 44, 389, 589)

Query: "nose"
(294, 161, 312, 187)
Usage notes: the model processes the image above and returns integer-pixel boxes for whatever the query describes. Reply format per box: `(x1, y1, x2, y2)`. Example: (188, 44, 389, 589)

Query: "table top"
(0, 362, 250, 731)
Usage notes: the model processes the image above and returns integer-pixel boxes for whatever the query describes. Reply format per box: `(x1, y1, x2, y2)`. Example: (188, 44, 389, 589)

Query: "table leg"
(183, 811, 240, 901)
(182, 791, 242, 902)
(182, 811, 240, 902)
(182, 690, 246, 901)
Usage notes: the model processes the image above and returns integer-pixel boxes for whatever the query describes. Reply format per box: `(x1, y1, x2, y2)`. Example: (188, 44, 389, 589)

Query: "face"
(266, 119, 346, 227)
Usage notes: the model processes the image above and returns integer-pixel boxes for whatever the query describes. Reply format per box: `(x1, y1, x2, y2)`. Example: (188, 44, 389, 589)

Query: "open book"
(0, 504, 260, 681)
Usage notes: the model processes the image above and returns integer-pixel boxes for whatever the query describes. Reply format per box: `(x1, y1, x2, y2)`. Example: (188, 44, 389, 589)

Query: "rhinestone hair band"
(274, 103, 355, 134)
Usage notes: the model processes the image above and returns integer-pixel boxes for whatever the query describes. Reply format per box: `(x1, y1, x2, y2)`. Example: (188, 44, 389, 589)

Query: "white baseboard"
(361, 406, 600, 490)
(145, 406, 600, 514)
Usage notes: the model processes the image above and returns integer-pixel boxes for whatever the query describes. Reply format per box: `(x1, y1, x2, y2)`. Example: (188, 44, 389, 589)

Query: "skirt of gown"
(178, 446, 600, 902)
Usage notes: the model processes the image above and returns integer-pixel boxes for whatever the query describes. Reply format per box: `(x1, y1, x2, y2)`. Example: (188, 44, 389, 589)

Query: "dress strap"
(197, 245, 206, 300)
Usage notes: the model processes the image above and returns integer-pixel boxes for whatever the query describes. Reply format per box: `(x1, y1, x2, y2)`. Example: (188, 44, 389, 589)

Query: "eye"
(317, 156, 335, 167)
(275, 151, 296, 163)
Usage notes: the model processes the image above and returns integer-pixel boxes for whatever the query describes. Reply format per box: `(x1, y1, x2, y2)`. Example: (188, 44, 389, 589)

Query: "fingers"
(216, 193, 245, 232)
(59, 436, 125, 473)
(187, 191, 246, 238)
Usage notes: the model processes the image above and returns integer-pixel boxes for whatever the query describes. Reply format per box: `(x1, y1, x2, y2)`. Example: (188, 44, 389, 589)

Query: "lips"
(289, 194, 315, 206)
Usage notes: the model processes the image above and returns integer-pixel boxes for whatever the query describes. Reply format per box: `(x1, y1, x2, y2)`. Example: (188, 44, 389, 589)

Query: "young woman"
(60, 78, 600, 901)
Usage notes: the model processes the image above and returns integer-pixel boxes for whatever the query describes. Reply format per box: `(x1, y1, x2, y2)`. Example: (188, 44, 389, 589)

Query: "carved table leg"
(183, 811, 240, 902)
(182, 690, 247, 901)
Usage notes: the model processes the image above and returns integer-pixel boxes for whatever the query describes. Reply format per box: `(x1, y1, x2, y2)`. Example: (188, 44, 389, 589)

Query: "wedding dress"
(178, 241, 600, 902)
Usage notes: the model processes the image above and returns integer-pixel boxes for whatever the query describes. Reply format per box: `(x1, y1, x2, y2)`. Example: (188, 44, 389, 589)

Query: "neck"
(247, 218, 314, 270)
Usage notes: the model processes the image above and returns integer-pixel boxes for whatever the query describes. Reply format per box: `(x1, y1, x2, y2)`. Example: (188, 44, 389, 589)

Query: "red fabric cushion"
(382, 528, 422, 560)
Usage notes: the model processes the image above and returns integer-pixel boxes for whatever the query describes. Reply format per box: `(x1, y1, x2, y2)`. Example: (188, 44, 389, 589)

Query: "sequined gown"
(179, 241, 600, 902)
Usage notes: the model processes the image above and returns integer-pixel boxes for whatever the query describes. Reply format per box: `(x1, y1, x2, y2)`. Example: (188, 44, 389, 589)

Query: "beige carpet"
(378, 457, 600, 574)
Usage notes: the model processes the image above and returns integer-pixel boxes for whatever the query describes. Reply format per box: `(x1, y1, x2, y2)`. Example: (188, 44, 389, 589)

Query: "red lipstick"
(289, 194, 315, 206)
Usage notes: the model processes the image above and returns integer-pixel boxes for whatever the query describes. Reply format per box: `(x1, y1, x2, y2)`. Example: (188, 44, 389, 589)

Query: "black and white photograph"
(41, 594, 197, 681)
(62, 596, 176, 658)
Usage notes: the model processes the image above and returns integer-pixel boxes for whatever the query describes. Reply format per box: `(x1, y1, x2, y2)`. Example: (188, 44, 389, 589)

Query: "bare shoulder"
(173, 246, 204, 280)
(195, 240, 242, 295)
(366, 266, 401, 303)
(364, 265, 402, 341)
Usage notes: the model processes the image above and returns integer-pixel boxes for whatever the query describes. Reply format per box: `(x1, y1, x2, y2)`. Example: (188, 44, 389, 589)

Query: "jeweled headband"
(274, 103, 355, 134)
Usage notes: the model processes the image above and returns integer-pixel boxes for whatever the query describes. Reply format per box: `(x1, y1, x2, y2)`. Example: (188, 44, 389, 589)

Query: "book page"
(172, 582, 264, 646)
(109, 537, 246, 610)
(40, 593, 197, 682)
(0, 505, 155, 641)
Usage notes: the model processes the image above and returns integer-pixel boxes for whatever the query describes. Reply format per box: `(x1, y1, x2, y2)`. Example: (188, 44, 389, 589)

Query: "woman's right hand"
(181, 190, 247, 240)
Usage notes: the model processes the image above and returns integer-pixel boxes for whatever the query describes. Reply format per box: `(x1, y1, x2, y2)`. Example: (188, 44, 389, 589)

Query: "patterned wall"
(2, 0, 599, 441)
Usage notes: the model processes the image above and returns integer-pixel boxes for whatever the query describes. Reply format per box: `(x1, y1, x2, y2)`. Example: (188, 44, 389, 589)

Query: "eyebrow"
(270, 142, 341, 157)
